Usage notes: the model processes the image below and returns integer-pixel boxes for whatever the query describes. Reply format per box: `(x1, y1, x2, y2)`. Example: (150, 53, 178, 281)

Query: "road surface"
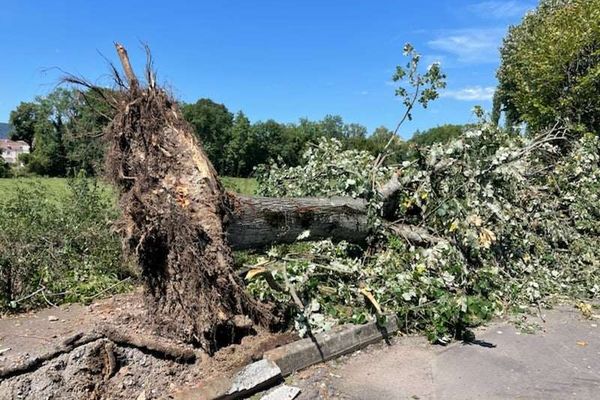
(290, 305, 599, 399)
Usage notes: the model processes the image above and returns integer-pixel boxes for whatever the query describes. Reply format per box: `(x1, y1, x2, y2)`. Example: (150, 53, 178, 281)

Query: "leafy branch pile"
(248, 119, 599, 342)
(256, 138, 389, 199)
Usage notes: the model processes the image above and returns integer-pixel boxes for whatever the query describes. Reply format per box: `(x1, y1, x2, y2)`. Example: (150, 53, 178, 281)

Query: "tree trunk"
(226, 195, 370, 249)
(107, 44, 275, 353)
(226, 194, 444, 249)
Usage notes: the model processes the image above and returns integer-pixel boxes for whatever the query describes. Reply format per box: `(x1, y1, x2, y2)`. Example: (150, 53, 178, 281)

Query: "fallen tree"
(66, 43, 598, 354)
(66, 44, 423, 354)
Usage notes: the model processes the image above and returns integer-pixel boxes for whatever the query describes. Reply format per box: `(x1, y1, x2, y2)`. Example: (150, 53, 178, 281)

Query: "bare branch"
(114, 42, 139, 91)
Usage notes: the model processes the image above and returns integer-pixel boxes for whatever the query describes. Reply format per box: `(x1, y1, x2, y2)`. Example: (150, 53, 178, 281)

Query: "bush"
(0, 176, 132, 311)
(0, 160, 10, 178)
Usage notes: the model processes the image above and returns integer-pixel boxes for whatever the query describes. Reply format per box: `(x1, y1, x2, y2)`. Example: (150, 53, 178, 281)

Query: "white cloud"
(360, 90, 369, 96)
(428, 28, 504, 63)
(469, 1, 533, 19)
(441, 86, 495, 101)
(422, 54, 446, 67)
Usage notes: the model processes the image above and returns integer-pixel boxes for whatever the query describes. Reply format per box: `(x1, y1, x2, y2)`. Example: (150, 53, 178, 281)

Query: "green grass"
(220, 177, 257, 195)
(0, 177, 71, 199)
(0, 177, 115, 204)
(0, 176, 257, 201)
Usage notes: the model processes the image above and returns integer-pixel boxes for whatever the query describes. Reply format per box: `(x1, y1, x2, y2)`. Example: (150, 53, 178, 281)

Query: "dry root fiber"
(83, 43, 275, 353)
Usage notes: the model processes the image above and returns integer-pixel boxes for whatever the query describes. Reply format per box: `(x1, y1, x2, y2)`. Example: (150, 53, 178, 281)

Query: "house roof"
(0, 139, 29, 150)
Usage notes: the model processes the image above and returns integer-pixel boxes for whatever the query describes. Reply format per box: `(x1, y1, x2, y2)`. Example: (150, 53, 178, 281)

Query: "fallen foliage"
(251, 119, 600, 342)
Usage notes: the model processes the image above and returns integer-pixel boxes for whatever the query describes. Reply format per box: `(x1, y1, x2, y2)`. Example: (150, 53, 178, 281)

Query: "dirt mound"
(1, 338, 195, 400)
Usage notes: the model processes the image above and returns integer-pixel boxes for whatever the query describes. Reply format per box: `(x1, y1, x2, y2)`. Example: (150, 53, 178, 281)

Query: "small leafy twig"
(373, 43, 446, 171)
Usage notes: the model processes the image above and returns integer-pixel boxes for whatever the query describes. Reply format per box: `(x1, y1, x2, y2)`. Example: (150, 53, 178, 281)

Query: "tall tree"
(64, 88, 114, 175)
(225, 111, 256, 176)
(252, 119, 287, 162)
(181, 98, 234, 174)
(319, 114, 345, 138)
(18, 89, 77, 176)
(496, 0, 600, 133)
(9, 102, 40, 147)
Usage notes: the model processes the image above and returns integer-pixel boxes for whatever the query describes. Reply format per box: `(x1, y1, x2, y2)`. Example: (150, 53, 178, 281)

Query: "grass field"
(220, 176, 257, 195)
(0, 176, 258, 201)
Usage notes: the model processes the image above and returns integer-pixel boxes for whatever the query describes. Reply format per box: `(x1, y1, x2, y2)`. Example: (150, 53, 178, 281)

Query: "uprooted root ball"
(88, 44, 277, 353)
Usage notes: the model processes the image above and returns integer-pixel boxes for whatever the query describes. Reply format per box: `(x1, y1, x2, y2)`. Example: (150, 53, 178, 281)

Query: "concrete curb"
(264, 315, 399, 376)
(174, 317, 398, 399)
(174, 359, 282, 400)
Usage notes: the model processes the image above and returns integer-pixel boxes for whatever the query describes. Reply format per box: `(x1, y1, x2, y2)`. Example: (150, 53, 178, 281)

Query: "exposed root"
(0, 326, 196, 380)
(99, 326, 196, 363)
(68, 42, 278, 354)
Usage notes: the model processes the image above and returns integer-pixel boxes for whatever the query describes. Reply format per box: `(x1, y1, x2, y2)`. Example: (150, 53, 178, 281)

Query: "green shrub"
(0, 160, 10, 178)
(0, 175, 132, 311)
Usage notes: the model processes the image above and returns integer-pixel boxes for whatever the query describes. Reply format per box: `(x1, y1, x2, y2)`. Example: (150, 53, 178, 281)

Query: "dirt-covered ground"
(0, 290, 297, 400)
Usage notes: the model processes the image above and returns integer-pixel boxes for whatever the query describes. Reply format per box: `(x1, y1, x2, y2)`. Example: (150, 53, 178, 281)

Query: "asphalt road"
(290, 305, 599, 400)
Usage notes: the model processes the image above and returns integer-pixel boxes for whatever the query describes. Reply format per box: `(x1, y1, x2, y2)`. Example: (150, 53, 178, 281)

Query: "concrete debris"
(226, 359, 282, 395)
(260, 385, 301, 400)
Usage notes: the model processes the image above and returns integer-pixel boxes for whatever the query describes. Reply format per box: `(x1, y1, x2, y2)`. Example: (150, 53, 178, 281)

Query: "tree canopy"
(8, 88, 110, 176)
(495, 0, 600, 133)
(409, 124, 465, 147)
(6, 65, 453, 179)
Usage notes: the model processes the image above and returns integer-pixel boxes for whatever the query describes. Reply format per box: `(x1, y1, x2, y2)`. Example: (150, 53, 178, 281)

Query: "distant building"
(0, 139, 30, 165)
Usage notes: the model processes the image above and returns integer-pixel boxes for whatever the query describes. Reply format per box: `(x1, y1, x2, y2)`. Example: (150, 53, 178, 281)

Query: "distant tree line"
(8, 88, 111, 176)
(6, 88, 465, 177)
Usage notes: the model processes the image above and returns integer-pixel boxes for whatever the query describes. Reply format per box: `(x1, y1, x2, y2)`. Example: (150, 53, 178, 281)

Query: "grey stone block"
(174, 359, 282, 400)
(226, 359, 281, 396)
(264, 315, 398, 375)
(260, 385, 301, 400)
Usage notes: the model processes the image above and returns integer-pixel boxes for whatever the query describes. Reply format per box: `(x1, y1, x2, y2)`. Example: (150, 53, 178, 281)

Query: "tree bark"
(106, 44, 275, 354)
(226, 194, 444, 249)
(226, 195, 370, 249)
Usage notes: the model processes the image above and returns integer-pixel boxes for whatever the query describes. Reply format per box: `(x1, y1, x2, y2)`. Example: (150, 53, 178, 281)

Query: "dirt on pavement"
(0, 290, 297, 400)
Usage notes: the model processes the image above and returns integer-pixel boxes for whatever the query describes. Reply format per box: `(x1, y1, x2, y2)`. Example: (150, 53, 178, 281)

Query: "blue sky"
(0, 1, 534, 138)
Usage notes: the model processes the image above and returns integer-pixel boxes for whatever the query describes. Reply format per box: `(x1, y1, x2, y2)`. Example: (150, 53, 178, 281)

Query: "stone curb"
(174, 359, 282, 400)
(260, 384, 301, 400)
(264, 315, 399, 376)
(174, 316, 398, 399)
